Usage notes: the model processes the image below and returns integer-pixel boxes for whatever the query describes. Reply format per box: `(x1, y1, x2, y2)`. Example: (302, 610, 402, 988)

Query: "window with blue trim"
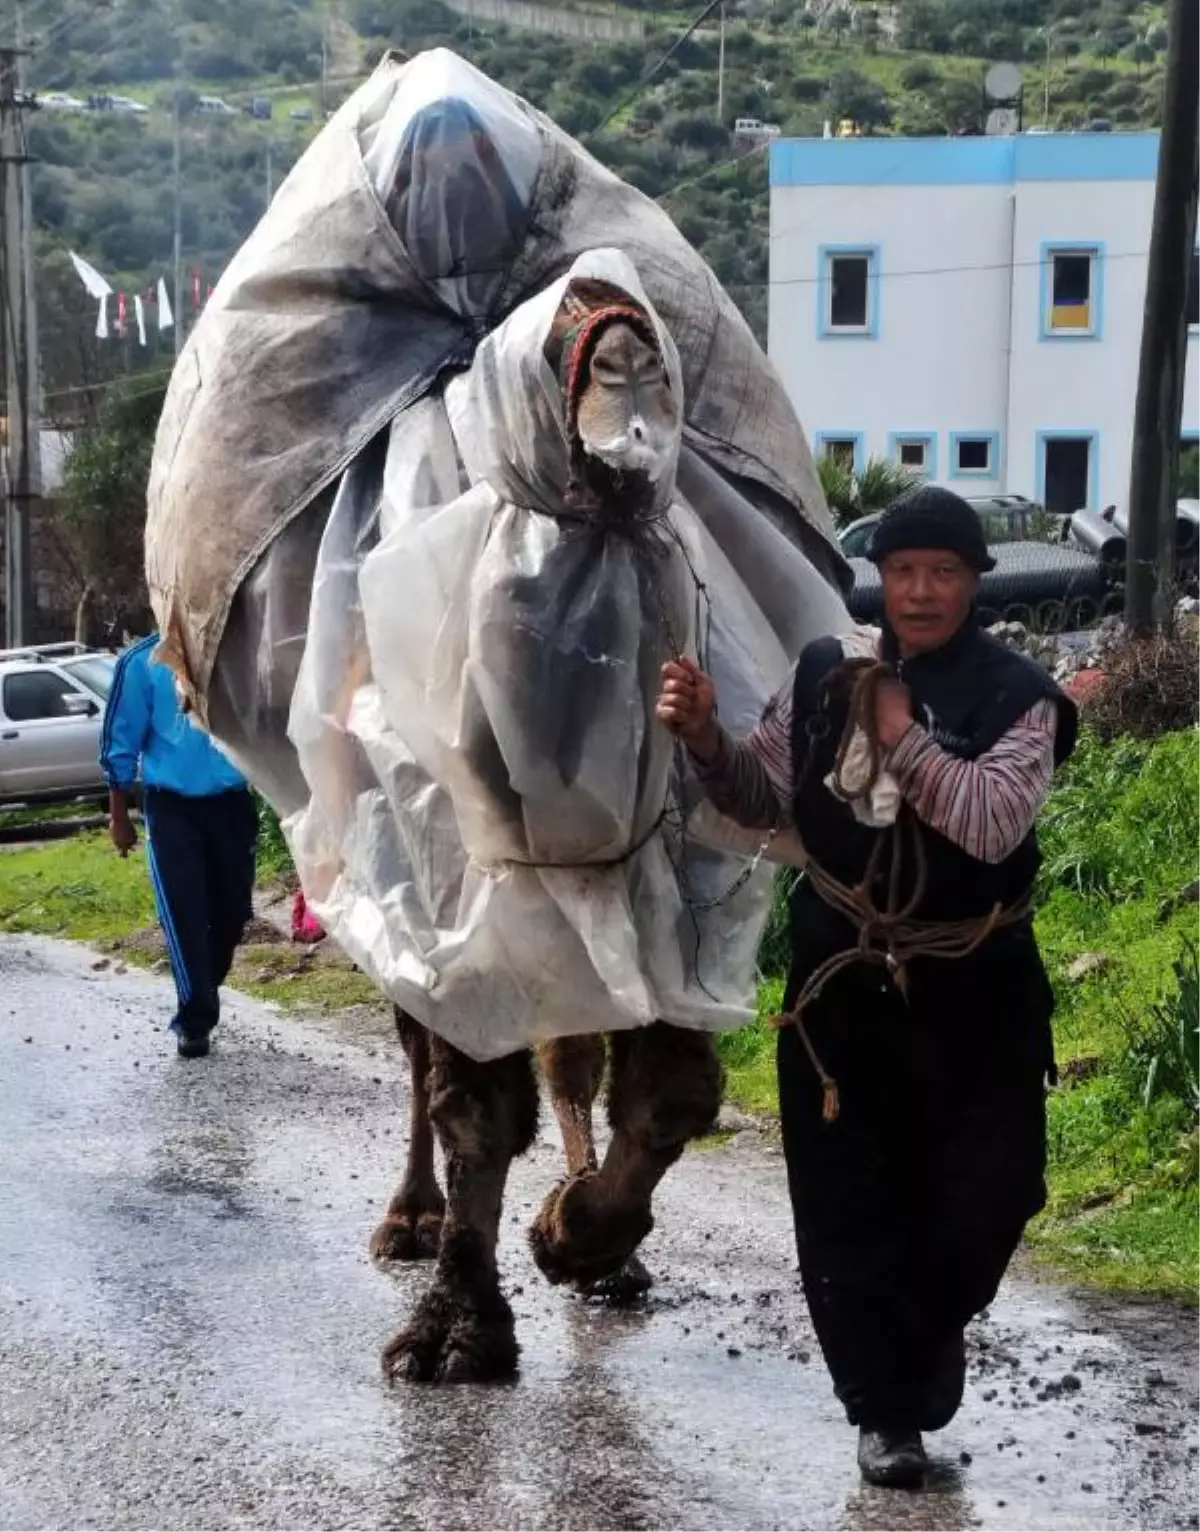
(1043, 245, 1102, 337)
(820, 247, 878, 336)
(891, 435, 934, 476)
(952, 435, 997, 476)
(821, 436, 859, 468)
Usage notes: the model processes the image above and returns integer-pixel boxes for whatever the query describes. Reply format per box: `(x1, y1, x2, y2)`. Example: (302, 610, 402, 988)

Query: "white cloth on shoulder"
(822, 626, 902, 829)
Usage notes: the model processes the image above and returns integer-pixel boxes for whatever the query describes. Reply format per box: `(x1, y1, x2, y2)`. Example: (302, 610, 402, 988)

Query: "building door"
(1043, 437, 1091, 513)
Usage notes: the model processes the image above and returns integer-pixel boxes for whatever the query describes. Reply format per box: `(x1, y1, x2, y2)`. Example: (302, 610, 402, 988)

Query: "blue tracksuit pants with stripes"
(142, 786, 258, 1038)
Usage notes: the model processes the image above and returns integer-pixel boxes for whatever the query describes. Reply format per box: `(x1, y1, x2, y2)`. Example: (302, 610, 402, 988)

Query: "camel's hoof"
(370, 1199, 445, 1263)
(574, 1252, 654, 1305)
(381, 1284, 519, 1385)
(529, 1172, 654, 1290)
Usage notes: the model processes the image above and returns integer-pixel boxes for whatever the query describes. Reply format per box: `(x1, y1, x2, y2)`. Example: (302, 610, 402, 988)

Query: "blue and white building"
(768, 132, 1199, 513)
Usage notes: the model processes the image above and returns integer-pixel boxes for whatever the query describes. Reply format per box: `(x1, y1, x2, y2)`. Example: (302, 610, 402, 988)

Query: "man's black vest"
(788, 616, 1078, 936)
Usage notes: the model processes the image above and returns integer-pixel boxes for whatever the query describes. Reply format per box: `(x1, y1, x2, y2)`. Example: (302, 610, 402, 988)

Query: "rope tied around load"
(769, 658, 1032, 1125)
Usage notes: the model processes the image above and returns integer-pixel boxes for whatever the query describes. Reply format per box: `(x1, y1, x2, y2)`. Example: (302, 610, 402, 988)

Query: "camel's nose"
(632, 422, 644, 442)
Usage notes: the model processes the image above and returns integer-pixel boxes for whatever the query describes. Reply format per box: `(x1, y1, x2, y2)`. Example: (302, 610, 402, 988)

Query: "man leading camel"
(656, 486, 1077, 1489)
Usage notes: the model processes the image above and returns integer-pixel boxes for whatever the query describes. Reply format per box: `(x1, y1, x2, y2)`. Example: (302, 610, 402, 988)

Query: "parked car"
(40, 91, 86, 112)
(289, 104, 313, 122)
(0, 644, 116, 805)
(243, 96, 273, 120)
(837, 495, 1067, 560)
(196, 95, 237, 117)
(109, 94, 149, 115)
(847, 540, 1111, 628)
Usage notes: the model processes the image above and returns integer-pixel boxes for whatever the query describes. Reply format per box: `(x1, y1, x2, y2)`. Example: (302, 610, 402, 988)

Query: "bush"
(757, 869, 799, 979)
(899, 60, 939, 90)
(255, 794, 294, 882)
(1121, 942, 1200, 1116)
(1083, 632, 1200, 743)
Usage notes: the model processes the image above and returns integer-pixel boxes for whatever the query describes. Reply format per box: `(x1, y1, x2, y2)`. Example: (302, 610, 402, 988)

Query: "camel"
(366, 274, 724, 1383)
(144, 53, 851, 1388)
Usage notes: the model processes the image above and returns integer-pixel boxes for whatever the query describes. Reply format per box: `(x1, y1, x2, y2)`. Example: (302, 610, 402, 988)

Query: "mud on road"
(0, 935, 1196, 1531)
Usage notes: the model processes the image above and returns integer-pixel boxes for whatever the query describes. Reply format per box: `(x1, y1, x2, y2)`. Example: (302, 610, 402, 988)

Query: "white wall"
(770, 181, 1010, 492)
(770, 162, 1200, 510)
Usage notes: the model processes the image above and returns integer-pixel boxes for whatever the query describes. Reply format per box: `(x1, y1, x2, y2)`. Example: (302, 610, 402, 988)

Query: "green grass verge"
(0, 830, 382, 1017)
(0, 831, 158, 943)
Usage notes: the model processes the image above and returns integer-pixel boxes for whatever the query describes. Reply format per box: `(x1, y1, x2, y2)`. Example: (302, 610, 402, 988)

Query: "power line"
(655, 140, 768, 205)
(598, 0, 725, 132)
(765, 246, 1153, 290)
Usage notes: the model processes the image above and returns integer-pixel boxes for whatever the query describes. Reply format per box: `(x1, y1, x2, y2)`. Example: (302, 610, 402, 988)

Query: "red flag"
(192, 265, 201, 309)
(117, 291, 127, 335)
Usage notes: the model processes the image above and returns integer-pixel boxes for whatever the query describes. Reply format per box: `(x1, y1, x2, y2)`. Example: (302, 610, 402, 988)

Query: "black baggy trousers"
(777, 922, 1055, 1434)
(142, 786, 258, 1040)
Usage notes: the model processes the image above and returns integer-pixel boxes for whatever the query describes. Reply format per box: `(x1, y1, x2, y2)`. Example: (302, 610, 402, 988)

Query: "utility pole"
(1125, 0, 1199, 635)
(1042, 29, 1051, 126)
(172, 43, 183, 358)
(1, 16, 40, 648)
(717, 3, 725, 123)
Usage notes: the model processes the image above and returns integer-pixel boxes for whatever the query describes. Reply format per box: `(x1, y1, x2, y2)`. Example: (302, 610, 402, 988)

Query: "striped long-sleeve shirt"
(692, 673, 1057, 865)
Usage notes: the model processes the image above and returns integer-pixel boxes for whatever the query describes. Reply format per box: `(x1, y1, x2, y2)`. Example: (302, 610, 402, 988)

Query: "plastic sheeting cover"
(145, 48, 845, 715)
(144, 49, 853, 1059)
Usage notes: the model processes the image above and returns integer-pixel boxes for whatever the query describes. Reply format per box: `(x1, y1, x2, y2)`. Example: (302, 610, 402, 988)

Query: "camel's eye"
(589, 352, 624, 384)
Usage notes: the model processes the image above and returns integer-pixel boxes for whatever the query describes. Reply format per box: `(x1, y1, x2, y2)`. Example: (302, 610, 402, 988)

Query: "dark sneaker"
(176, 1027, 213, 1059)
(857, 1428, 927, 1488)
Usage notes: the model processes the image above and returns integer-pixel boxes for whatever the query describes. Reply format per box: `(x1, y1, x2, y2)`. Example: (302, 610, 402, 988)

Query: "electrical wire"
(597, 0, 725, 133)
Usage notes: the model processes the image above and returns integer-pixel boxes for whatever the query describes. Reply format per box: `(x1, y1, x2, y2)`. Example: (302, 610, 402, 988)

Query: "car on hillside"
(40, 92, 86, 112)
(0, 644, 117, 805)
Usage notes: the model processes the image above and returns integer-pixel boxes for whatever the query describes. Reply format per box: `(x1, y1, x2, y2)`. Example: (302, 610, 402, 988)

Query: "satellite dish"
(985, 61, 1023, 102)
(986, 106, 1020, 137)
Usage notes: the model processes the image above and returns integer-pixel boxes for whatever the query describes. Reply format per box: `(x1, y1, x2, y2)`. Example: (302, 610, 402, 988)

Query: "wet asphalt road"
(0, 935, 1196, 1532)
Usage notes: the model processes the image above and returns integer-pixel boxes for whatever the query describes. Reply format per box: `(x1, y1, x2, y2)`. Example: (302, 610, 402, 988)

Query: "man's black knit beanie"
(867, 485, 996, 572)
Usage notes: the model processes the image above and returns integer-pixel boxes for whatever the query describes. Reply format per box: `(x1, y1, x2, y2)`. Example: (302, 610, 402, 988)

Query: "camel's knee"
(608, 1023, 722, 1149)
(537, 1034, 605, 1104)
(427, 1037, 539, 1163)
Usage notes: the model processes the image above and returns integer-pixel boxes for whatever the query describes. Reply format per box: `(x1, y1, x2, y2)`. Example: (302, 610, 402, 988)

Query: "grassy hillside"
(13, 0, 1170, 405)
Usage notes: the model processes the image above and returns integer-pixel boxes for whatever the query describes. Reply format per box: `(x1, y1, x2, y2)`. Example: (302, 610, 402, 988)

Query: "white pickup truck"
(0, 644, 116, 805)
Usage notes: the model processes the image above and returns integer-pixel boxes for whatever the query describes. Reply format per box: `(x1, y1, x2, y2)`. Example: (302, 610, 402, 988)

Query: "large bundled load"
(145, 49, 850, 1059)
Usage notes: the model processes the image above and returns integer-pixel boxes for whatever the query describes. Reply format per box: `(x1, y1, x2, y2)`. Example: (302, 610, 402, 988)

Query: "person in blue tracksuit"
(100, 633, 258, 1058)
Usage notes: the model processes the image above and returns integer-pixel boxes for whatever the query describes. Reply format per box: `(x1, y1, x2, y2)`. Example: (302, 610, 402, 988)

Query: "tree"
(1127, 39, 1155, 76)
(55, 373, 169, 641)
(823, 68, 893, 132)
(827, 7, 851, 46)
(795, 9, 817, 43)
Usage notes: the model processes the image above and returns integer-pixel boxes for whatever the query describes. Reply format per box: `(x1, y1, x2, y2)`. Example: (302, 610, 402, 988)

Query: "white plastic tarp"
(144, 49, 851, 1060)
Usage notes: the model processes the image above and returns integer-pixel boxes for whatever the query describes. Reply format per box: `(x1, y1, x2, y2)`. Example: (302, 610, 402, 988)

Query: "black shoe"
(176, 1027, 212, 1059)
(857, 1428, 927, 1488)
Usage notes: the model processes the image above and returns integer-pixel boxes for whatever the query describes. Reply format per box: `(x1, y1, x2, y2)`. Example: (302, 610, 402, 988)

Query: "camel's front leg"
(530, 1023, 721, 1290)
(536, 1034, 654, 1301)
(370, 1009, 445, 1262)
(537, 1034, 605, 1175)
(382, 1036, 538, 1384)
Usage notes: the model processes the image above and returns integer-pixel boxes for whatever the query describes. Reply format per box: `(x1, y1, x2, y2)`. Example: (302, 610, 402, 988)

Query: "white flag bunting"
(69, 250, 113, 339)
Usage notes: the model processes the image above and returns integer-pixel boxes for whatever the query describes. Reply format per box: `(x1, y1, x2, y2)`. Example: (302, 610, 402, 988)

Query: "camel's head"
(546, 278, 680, 516)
